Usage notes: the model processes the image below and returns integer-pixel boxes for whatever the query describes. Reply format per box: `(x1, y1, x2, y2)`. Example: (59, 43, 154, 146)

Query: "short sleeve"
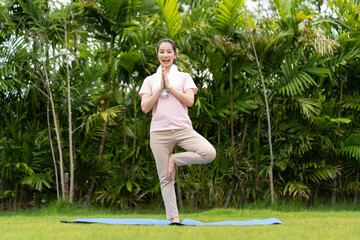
(184, 73, 198, 94)
(139, 77, 152, 97)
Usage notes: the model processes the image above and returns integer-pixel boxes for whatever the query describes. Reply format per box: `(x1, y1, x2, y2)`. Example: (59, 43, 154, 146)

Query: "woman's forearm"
(169, 88, 194, 107)
(141, 90, 161, 113)
(142, 88, 194, 113)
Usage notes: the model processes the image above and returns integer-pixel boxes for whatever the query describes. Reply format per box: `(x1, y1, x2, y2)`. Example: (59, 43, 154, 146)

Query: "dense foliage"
(1, 0, 360, 211)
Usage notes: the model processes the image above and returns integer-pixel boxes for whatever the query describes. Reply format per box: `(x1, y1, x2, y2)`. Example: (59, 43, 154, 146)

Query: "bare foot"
(171, 217, 180, 223)
(167, 154, 176, 180)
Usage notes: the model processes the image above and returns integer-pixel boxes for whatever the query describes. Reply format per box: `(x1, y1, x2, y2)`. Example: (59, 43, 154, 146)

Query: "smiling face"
(157, 42, 177, 71)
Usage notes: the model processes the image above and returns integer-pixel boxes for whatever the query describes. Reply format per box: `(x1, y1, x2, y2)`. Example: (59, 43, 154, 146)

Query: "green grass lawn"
(1, 203, 360, 240)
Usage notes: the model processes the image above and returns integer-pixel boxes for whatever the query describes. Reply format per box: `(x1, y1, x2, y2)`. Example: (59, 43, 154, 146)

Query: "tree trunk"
(82, 180, 96, 208)
(215, 123, 221, 179)
(176, 175, 183, 210)
(247, 15, 275, 203)
(255, 114, 261, 191)
(123, 92, 127, 175)
(331, 178, 337, 205)
(239, 114, 248, 154)
(353, 169, 359, 204)
(97, 32, 115, 158)
(82, 32, 116, 207)
(65, 172, 70, 199)
(42, 57, 65, 200)
(64, 22, 75, 204)
(332, 80, 343, 205)
(47, 101, 60, 202)
(132, 87, 137, 167)
(217, 123, 221, 160)
(224, 181, 235, 208)
(0, 171, 4, 211)
(33, 32, 64, 200)
(35, 33, 65, 200)
(229, 58, 236, 174)
(229, 59, 247, 203)
(82, 101, 109, 207)
(13, 184, 18, 211)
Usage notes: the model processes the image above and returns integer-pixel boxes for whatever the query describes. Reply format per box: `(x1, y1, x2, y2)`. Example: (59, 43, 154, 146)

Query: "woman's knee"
(159, 175, 174, 189)
(204, 146, 216, 163)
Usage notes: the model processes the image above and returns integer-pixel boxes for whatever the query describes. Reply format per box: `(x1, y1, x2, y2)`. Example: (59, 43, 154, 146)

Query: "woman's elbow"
(141, 104, 150, 113)
(184, 91, 195, 107)
(142, 107, 150, 114)
(187, 97, 195, 107)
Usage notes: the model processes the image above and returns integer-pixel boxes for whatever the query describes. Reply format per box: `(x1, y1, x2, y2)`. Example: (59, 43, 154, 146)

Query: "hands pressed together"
(159, 67, 194, 107)
(140, 67, 195, 114)
(160, 67, 171, 91)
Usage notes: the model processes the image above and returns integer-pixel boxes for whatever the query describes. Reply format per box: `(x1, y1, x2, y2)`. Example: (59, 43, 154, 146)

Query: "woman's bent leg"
(150, 131, 178, 219)
(173, 128, 216, 166)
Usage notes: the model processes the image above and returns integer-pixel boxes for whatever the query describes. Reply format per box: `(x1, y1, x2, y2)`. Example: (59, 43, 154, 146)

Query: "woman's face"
(157, 42, 177, 69)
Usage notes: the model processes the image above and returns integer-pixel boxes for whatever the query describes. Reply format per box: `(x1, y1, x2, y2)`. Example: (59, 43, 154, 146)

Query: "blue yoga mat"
(61, 218, 283, 226)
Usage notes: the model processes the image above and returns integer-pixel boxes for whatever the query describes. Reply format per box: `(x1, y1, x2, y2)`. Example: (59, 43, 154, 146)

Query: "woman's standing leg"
(150, 131, 179, 220)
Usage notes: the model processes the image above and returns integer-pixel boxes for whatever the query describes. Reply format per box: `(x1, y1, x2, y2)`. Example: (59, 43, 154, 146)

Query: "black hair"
(157, 39, 177, 64)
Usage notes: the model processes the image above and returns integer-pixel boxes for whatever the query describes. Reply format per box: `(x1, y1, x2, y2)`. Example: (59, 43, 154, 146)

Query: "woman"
(139, 39, 216, 223)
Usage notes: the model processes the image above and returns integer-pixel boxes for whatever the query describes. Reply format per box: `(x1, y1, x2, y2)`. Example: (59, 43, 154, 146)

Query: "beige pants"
(150, 127, 216, 219)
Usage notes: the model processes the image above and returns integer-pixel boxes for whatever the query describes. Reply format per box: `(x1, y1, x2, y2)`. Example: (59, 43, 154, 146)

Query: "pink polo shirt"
(139, 71, 197, 133)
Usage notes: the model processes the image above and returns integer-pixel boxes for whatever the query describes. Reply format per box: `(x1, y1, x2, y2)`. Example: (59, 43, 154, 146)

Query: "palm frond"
(101, 0, 127, 19)
(274, 0, 292, 18)
(274, 0, 313, 30)
(213, 0, 244, 37)
(213, 35, 242, 57)
(233, 90, 258, 113)
(328, 0, 360, 31)
(329, 43, 360, 72)
(339, 134, 360, 161)
(284, 181, 311, 200)
(343, 92, 360, 111)
(301, 163, 340, 184)
(118, 48, 143, 74)
(0, 35, 27, 66)
(0, 69, 21, 92)
(21, 173, 52, 191)
(276, 54, 318, 96)
(209, 50, 226, 80)
(83, 62, 109, 83)
(329, 118, 351, 124)
(295, 12, 313, 22)
(300, 31, 340, 56)
(17, 0, 47, 26)
(0, 1, 13, 25)
(81, 105, 124, 133)
(154, 0, 183, 40)
(101, 0, 142, 21)
(311, 117, 344, 146)
(296, 97, 321, 118)
(4, 162, 34, 176)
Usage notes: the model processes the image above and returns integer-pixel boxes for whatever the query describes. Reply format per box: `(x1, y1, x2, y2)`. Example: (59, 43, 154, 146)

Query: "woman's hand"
(161, 67, 194, 107)
(141, 68, 169, 114)
(162, 67, 171, 90)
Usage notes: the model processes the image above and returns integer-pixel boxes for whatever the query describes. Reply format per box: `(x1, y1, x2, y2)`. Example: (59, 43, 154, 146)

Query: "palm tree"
(210, 0, 276, 203)
(319, 0, 360, 203)
(246, 13, 276, 203)
(2, 0, 360, 209)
